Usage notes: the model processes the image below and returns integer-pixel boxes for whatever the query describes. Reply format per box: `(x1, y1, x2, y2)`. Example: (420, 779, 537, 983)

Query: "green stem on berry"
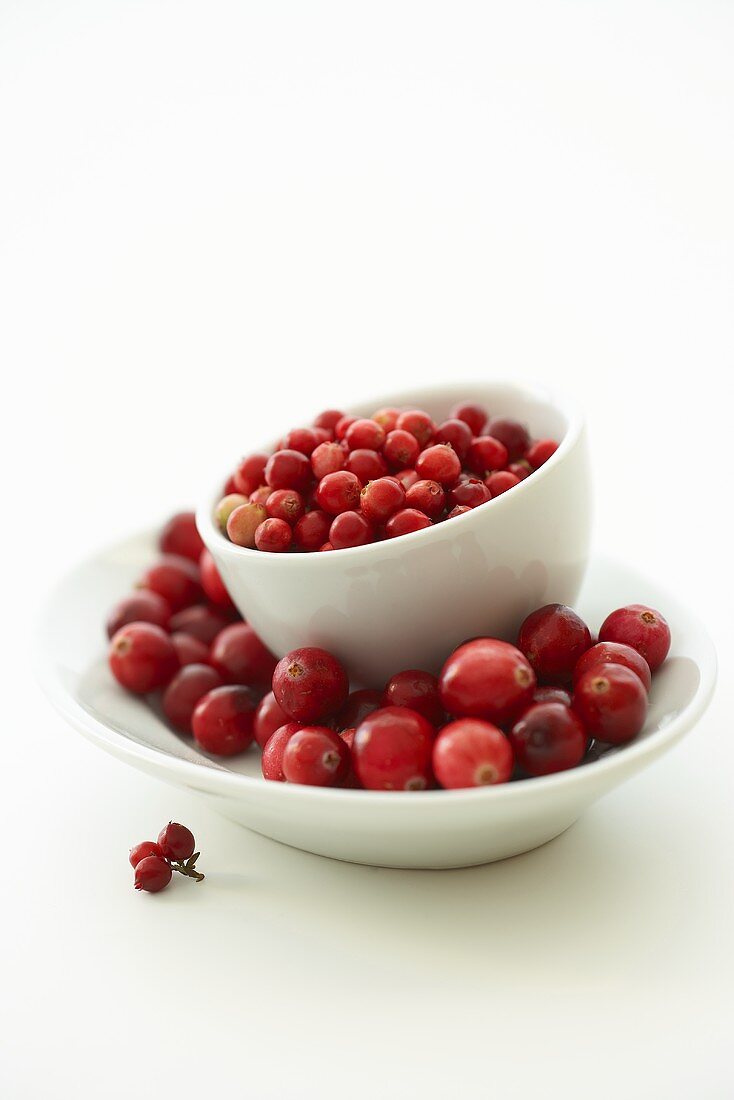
(171, 851, 205, 882)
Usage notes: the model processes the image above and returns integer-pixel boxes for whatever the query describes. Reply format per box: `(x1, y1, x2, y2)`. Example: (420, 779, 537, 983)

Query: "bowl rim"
(196, 379, 586, 564)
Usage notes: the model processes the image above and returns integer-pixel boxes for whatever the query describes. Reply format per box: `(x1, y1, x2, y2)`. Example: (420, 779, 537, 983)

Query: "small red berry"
(158, 822, 196, 861)
(261, 722, 302, 780)
(486, 470, 520, 496)
(329, 511, 373, 550)
(598, 605, 671, 672)
(199, 549, 233, 608)
(466, 436, 509, 476)
(169, 604, 230, 646)
(383, 669, 443, 725)
(293, 509, 332, 551)
(227, 502, 268, 547)
(404, 479, 446, 519)
(435, 418, 473, 462)
(192, 685, 256, 755)
(509, 702, 587, 776)
(533, 686, 572, 706)
(129, 841, 164, 867)
(266, 489, 305, 526)
(526, 439, 559, 468)
(353, 707, 434, 791)
(319, 541, 334, 552)
(433, 719, 513, 788)
(447, 504, 471, 519)
(233, 453, 269, 496)
(272, 646, 349, 723)
(134, 855, 172, 893)
(334, 689, 383, 731)
(163, 663, 223, 732)
(573, 664, 648, 744)
(384, 508, 432, 539)
(282, 726, 350, 787)
(415, 444, 461, 488)
(313, 409, 345, 432)
(573, 642, 652, 693)
(249, 485, 272, 507)
(311, 441, 346, 480)
(394, 468, 420, 490)
(439, 638, 536, 726)
(508, 460, 532, 481)
(265, 449, 312, 492)
(109, 623, 179, 694)
(345, 418, 386, 452)
(316, 470, 362, 515)
(159, 512, 204, 563)
(106, 590, 171, 639)
(215, 493, 248, 530)
(346, 448, 388, 483)
(448, 478, 492, 509)
(171, 632, 210, 667)
(395, 410, 435, 447)
(485, 417, 530, 461)
(255, 517, 293, 552)
(383, 429, 420, 469)
(372, 406, 401, 432)
(139, 555, 202, 612)
(360, 477, 406, 525)
(335, 415, 356, 440)
(210, 623, 277, 687)
(283, 427, 319, 456)
(254, 691, 291, 749)
(449, 401, 487, 435)
(517, 604, 592, 684)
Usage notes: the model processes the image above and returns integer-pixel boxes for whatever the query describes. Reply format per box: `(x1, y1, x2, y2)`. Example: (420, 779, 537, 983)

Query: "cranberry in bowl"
(197, 382, 591, 685)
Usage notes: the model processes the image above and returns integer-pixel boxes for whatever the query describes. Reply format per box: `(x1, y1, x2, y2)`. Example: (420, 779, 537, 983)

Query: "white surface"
(1, 1, 732, 1096)
(38, 533, 716, 867)
(201, 381, 591, 684)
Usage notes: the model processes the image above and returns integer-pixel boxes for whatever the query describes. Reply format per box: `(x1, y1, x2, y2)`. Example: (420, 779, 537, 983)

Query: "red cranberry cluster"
(107, 517, 670, 790)
(130, 822, 204, 893)
(216, 401, 559, 553)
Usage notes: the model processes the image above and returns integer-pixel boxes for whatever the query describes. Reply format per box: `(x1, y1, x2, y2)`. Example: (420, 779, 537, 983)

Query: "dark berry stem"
(171, 852, 205, 882)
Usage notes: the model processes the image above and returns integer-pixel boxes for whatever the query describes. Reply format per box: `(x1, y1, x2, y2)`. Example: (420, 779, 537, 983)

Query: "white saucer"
(36, 530, 717, 869)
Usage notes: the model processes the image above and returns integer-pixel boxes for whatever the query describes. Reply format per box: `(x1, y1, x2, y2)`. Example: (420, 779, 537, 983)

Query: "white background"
(1, 2, 732, 1097)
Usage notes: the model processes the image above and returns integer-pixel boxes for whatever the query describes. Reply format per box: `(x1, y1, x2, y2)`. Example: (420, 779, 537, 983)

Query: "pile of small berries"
(107, 513, 670, 789)
(130, 822, 204, 893)
(215, 401, 559, 553)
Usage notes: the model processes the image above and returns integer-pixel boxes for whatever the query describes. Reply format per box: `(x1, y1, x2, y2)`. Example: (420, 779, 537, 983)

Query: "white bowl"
(36, 530, 716, 868)
(197, 382, 592, 685)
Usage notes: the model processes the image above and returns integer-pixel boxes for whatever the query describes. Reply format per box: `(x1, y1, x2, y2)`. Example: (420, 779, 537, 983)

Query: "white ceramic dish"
(198, 382, 592, 685)
(37, 530, 716, 869)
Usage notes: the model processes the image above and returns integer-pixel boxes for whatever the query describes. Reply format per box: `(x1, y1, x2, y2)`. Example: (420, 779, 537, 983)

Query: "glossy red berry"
(447, 504, 471, 519)
(253, 691, 291, 749)
(282, 726, 350, 787)
(486, 471, 520, 496)
(394, 468, 420, 490)
(319, 542, 334, 552)
(283, 427, 319, 456)
(233, 453, 269, 496)
(383, 669, 443, 725)
(329, 510, 373, 550)
(159, 512, 204, 563)
(158, 822, 196, 861)
(249, 485, 271, 507)
(272, 647, 349, 723)
(508, 460, 532, 481)
(261, 722, 302, 781)
(139, 555, 202, 612)
(134, 855, 172, 893)
(372, 406, 401, 432)
(311, 441, 346, 480)
(293, 509, 332, 551)
(199, 549, 233, 608)
(449, 401, 487, 435)
(485, 417, 530, 461)
(573, 664, 648, 744)
(385, 508, 432, 539)
(433, 719, 513, 788)
(255, 517, 292, 552)
(526, 439, 559, 469)
(509, 702, 587, 776)
(106, 590, 171, 639)
(360, 477, 406, 524)
(598, 605, 671, 672)
(264, 449, 312, 492)
(215, 493, 248, 530)
(266, 489, 305, 526)
(346, 448, 388, 484)
(353, 707, 434, 791)
(439, 638, 536, 725)
(404, 479, 446, 519)
(316, 470, 362, 515)
(334, 689, 383, 731)
(162, 663, 223, 732)
(448, 478, 492, 509)
(435, 418, 473, 462)
(227, 502, 267, 548)
(573, 641, 652, 693)
(129, 840, 164, 868)
(344, 418, 386, 452)
(169, 604, 230, 646)
(313, 409, 345, 433)
(395, 410, 435, 447)
(192, 685, 256, 755)
(210, 623, 277, 687)
(517, 604, 593, 684)
(414, 444, 461, 488)
(532, 686, 572, 706)
(109, 623, 178, 694)
(466, 436, 509, 476)
(171, 632, 210, 667)
(383, 429, 420, 469)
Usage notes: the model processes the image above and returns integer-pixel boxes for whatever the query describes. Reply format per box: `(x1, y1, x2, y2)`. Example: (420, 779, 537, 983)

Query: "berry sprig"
(129, 822, 205, 893)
